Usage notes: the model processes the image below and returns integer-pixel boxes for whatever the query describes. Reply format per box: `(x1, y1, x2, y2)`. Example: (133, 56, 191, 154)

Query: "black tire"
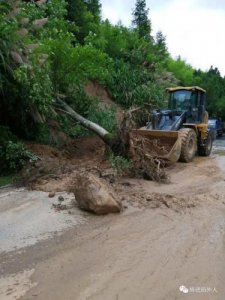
(198, 131, 213, 156)
(179, 128, 197, 162)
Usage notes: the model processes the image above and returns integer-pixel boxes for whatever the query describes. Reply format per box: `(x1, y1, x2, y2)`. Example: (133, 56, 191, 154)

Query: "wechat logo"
(179, 285, 189, 294)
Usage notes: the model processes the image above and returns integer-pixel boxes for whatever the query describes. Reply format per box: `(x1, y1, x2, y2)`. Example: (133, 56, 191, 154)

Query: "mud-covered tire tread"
(179, 128, 197, 163)
(198, 131, 213, 156)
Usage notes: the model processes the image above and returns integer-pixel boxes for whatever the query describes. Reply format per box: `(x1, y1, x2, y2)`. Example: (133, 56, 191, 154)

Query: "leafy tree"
(194, 67, 225, 118)
(155, 31, 168, 57)
(85, 0, 101, 23)
(132, 0, 152, 40)
(107, 59, 163, 108)
(166, 56, 194, 86)
(85, 20, 141, 59)
(66, 0, 100, 43)
(0, 0, 30, 132)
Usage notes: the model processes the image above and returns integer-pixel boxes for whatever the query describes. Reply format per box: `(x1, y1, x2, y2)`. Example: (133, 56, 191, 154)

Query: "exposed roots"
(130, 135, 169, 183)
(112, 106, 149, 157)
(110, 108, 169, 183)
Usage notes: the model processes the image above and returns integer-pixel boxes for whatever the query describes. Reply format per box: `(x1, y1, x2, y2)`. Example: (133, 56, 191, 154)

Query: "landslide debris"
(18, 137, 200, 215)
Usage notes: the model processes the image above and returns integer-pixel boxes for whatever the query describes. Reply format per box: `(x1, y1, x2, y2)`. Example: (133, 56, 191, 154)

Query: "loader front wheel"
(179, 128, 197, 162)
(198, 131, 213, 156)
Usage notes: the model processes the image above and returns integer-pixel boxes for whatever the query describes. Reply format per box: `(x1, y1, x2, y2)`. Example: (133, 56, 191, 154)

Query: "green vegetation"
(0, 175, 13, 187)
(0, 141, 39, 172)
(0, 0, 225, 175)
(108, 152, 131, 172)
(132, 0, 152, 40)
(0, 126, 39, 173)
(0, 130, 39, 173)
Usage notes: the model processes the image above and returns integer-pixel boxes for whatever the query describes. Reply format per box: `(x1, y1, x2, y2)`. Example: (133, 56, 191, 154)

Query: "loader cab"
(167, 86, 206, 123)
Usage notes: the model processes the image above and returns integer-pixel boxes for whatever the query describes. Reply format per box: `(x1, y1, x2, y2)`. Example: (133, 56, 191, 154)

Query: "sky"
(101, 0, 225, 76)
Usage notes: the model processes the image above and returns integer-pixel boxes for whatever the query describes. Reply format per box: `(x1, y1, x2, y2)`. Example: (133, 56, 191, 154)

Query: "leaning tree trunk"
(56, 100, 126, 154)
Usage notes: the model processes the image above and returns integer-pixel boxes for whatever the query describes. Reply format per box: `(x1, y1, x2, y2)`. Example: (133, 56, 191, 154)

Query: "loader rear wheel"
(179, 128, 197, 162)
(198, 131, 213, 156)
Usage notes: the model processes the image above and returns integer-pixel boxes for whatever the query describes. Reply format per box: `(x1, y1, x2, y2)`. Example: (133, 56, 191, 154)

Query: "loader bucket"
(130, 129, 181, 163)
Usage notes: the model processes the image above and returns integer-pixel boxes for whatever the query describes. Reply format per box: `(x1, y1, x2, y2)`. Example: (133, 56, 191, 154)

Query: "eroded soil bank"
(1, 138, 225, 300)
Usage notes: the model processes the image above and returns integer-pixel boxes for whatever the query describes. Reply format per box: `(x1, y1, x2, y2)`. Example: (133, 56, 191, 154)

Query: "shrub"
(88, 105, 117, 133)
(108, 152, 131, 172)
(34, 124, 50, 144)
(166, 57, 194, 86)
(0, 136, 39, 173)
(58, 114, 89, 138)
(107, 60, 164, 108)
(0, 126, 16, 145)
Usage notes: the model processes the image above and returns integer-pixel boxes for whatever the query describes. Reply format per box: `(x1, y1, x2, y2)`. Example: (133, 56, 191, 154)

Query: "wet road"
(213, 136, 225, 150)
(0, 189, 84, 253)
(0, 190, 86, 300)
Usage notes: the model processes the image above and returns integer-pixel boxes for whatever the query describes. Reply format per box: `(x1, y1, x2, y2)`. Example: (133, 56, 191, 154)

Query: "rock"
(58, 195, 64, 202)
(52, 203, 67, 211)
(109, 177, 115, 184)
(99, 168, 116, 184)
(71, 173, 121, 215)
(48, 192, 55, 198)
(100, 168, 117, 179)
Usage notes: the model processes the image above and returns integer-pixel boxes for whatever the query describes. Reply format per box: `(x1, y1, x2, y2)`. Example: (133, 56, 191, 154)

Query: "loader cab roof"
(166, 86, 206, 93)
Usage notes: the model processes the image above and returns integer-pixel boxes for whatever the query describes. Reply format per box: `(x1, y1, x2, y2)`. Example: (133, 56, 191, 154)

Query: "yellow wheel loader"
(132, 86, 213, 163)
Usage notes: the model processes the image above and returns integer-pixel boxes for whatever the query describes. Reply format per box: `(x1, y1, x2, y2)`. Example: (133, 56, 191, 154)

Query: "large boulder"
(71, 173, 121, 215)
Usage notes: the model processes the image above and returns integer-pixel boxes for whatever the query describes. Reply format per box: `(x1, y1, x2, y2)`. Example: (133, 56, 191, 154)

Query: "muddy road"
(1, 139, 225, 300)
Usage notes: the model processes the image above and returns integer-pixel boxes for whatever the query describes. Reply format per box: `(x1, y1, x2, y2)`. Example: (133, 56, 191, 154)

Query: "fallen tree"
(56, 99, 113, 146)
(55, 99, 168, 182)
(55, 99, 131, 157)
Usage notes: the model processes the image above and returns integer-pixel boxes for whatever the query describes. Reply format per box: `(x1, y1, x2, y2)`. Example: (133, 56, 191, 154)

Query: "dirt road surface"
(1, 139, 225, 300)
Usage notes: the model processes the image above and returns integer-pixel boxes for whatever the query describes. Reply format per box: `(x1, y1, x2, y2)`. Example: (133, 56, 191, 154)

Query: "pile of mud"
(20, 160, 205, 214)
(129, 192, 197, 211)
(114, 180, 200, 212)
(21, 137, 107, 190)
(26, 136, 105, 162)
